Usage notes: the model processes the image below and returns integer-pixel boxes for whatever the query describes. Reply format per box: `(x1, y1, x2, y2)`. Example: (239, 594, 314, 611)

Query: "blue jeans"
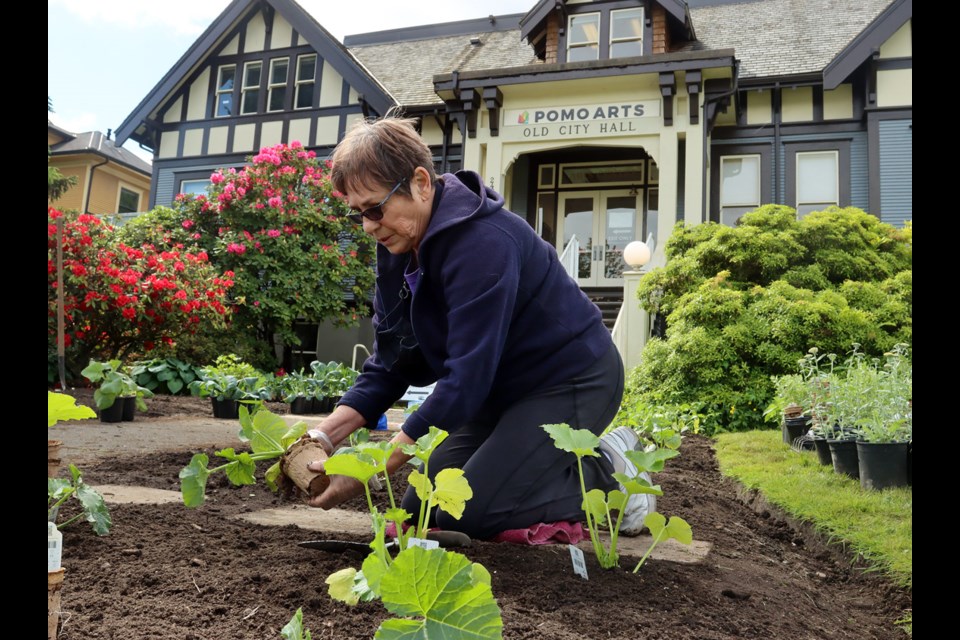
(400, 343, 624, 539)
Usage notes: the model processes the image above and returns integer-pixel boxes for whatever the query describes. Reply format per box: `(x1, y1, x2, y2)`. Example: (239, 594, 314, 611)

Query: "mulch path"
(51, 390, 911, 639)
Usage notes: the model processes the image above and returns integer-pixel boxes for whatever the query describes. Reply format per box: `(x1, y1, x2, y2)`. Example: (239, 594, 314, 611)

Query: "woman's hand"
(304, 458, 366, 509)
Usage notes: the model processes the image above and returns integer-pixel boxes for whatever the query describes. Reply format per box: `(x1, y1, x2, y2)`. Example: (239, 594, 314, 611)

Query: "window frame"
(609, 7, 644, 59)
(795, 150, 840, 216)
(240, 60, 263, 116)
(214, 64, 236, 118)
(718, 154, 762, 226)
(710, 143, 773, 223)
(294, 54, 317, 110)
(558, 160, 644, 187)
(267, 57, 290, 113)
(117, 185, 140, 214)
(179, 178, 213, 196)
(567, 12, 601, 62)
(784, 139, 852, 216)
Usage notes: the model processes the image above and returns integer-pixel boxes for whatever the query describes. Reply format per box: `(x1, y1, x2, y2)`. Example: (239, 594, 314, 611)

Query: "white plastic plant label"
(48, 522, 63, 572)
(407, 537, 440, 550)
(568, 544, 588, 580)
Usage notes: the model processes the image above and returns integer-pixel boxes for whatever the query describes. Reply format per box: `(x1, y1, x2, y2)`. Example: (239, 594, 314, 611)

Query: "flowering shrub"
(48, 207, 233, 376)
(166, 141, 376, 365)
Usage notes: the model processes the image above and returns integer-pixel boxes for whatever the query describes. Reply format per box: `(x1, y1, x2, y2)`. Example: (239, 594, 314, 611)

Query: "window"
(645, 188, 659, 246)
(241, 61, 262, 115)
(267, 58, 289, 112)
(560, 161, 643, 187)
(719, 155, 760, 226)
(796, 151, 839, 216)
(295, 54, 316, 110)
(538, 164, 556, 189)
(568, 13, 600, 62)
(610, 8, 643, 58)
(180, 179, 212, 195)
(118, 187, 140, 213)
(215, 65, 236, 117)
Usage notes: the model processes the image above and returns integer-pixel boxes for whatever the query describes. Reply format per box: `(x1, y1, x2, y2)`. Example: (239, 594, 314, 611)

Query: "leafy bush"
(153, 142, 377, 368)
(130, 357, 203, 395)
(48, 207, 233, 379)
(632, 206, 911, 435)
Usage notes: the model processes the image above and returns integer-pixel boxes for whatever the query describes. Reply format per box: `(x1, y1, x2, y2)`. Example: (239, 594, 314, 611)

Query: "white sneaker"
(598, 426, 657, 537)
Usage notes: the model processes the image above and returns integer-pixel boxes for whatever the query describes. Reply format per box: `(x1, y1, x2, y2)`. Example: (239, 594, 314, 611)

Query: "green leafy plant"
(129, 357, 202, 395)
(280, 608, 312, 640)
(48, 390, 96, 426)
(48, 463, 111, 535)
(323, 428, 501, 637)
(631, 512, 693, 573)
(179, 405, 307, 507)
(541, 423, 673, 569)
(81, 358, 154, 410)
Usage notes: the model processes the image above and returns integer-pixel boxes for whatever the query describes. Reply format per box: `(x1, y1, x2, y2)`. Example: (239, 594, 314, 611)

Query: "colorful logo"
(517, 111, 529, 124)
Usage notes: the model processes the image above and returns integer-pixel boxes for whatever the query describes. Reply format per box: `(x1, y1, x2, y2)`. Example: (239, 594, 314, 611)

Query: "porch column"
(618, 268, 651, 371)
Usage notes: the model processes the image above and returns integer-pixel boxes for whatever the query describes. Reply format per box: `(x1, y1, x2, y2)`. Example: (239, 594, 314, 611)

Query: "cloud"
(51, 0, 229, 37)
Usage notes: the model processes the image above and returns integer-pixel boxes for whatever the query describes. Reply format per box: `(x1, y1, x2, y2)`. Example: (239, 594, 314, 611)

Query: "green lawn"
(713, 430, 912, 591)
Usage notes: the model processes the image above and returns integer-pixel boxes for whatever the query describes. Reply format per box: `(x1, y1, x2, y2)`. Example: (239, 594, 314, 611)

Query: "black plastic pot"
(828, 438, 859, 479)
(782, 416, 811, 445)
(99, 400, 124, 423)
(289, 396, 310, 415)
(211, 397, 240, 419)
(857, 441, 909, 490)
(811, 437, 833, 466)
(907, 441, 912, 486)
(121, 396, 136, 421)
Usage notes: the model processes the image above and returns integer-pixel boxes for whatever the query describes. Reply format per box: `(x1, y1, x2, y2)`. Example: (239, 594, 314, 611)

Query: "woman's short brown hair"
(330, 114, 437, 197)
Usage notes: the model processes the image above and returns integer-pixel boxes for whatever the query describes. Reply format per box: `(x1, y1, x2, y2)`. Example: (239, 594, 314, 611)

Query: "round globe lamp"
(623, 241, 651, 269)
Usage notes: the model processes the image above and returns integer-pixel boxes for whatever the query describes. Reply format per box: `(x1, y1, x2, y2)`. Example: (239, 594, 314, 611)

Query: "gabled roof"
(823, 0, 911, 90)
(47, 120, 76, 142)
(49, 126, 152, 176)
(115, 0, 394, 148)
(347, 15, 537, 107)
(520, 1, 694, 48)
(683, 0, 898, 81)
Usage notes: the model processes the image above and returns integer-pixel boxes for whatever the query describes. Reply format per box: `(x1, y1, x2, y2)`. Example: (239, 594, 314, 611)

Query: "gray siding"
(155, 164, 224, 207)
(849, 131, 868, 211)
(879, 120, 912, 228)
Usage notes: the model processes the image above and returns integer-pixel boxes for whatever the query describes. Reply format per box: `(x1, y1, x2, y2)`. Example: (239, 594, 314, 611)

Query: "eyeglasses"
(346, 178, 407, 224)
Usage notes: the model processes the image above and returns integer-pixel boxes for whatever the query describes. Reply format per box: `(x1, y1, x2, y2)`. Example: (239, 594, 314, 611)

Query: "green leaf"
(662, 515, 693, 545)
(431, 469, 473, 520)
(324, 453, 379, 484)
(264, 461, 281, 493)
(643, 512, 667, 538)
(376, 547, 503, 640)
(280, 607, 312, 640)
(167, 378, 184, 395)
(48, 391, 96, 426)
(326, 568, 361, 605)
(362, 549, 389, 598)
(624, 448, 679, 473)
(541, 423, 600, 458)
(582, 488, 608, 522)
(75, 482, 112, 535)
(179, 453, 211, 507)
(408, 469, 433, 503)
(248, 410, 293, 454)
(614, 474, 663, 496)
(400, 426, 448, 463)
(215, 448, 256, 486)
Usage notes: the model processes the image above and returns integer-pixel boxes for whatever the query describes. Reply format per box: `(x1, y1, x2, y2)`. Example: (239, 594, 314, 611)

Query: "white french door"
(558, 189, 641, 286)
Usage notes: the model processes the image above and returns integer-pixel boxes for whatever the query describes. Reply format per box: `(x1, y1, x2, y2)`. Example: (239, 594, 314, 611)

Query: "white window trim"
(567, 12, 600, 61)
(719, 154, 761, 225)
(240, 61, 263, 116)
(559, 159, 644, 188)
(795, 150, 839, 215)
(180, 179, 212, 195)
(215, 64, 236, 118)
(610, 7, 644, 57)
(267, 57, 289, 113)
(294, 54, 317, 111)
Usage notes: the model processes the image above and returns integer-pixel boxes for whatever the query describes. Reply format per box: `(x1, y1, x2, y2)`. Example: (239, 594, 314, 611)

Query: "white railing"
(559, 234, 580, 280)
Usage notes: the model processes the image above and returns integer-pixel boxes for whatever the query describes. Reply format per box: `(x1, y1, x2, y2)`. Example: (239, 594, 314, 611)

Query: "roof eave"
(823, 0, 911, 90)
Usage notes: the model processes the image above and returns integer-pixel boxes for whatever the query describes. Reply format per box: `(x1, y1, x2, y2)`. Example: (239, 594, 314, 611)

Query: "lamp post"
(617, 240, 653, 371)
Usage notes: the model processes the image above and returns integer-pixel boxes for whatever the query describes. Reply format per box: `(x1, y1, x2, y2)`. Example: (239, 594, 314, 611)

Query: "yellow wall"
(48, 164, 85, 211)
(233, 123, 256, 153)
(49, 156, 150, 214)
(421, 118, 444, 145)
(824, 84, 853, 120)
(746, 90, 771, 125)
(221, 33, 239, 56)
(288, 118, 311, 146)
(208, 126, 229, 154)
(880, 21, 911, 58)
(316, 116, 340, 145)
(319, 61, 342, 107)
(261, 120, 284, 148)
(159, 131, 179, 158)
(183, 129, 204, 156)
(781, 86, 813, 122)
(187, 68, 211, 121)
(877, 69, 912, 107)
(271, 13, 293, 49)
(245, 12, 266, 52)
(164, 96, 184, 123)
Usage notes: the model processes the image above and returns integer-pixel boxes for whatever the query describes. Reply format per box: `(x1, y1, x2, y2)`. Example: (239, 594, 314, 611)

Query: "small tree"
(159, 142, 376, 369)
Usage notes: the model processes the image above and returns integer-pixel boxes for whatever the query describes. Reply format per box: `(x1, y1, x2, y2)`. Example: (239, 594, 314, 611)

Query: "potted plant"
(281, 369, 312, 414)
(764, 373, 810, 445)
(189, 370, 243, 418)
(80, 359, 153, 423)
(856, 344, 912, 490)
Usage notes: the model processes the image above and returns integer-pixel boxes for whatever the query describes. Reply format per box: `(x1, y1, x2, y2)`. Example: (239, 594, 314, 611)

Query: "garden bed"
(53, 390, 911, 639)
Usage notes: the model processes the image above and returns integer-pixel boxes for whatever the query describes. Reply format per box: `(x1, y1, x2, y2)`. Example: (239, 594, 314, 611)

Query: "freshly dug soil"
(51, 389, 911, 639)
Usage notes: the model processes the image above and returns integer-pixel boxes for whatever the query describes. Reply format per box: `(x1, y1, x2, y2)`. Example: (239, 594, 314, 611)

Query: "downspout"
(701, 60, 740, 221)
(84, 157, 110, 214)
(773, 81, 781, 204)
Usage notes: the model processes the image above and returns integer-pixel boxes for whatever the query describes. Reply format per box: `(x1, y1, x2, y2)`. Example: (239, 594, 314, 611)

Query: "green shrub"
(631, 206, 911, 435)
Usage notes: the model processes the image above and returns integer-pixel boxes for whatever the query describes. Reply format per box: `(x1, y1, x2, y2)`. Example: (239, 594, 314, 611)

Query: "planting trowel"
(299, 529, 472, 553)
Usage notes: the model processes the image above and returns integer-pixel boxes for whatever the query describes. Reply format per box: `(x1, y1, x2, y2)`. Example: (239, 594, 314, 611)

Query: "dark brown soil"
(51, 390, 911, 639)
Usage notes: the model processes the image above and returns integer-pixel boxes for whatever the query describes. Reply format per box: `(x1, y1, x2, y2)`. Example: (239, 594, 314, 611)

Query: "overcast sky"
(48, 0, 533, 162)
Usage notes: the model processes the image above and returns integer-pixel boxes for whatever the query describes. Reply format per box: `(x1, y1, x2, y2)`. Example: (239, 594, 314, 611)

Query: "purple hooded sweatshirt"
(338, 170, 614, 440)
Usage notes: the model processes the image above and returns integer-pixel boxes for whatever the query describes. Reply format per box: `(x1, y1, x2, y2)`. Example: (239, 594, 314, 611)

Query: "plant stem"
(576, 457, 606, 563)
(632, 530, 665, 573)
